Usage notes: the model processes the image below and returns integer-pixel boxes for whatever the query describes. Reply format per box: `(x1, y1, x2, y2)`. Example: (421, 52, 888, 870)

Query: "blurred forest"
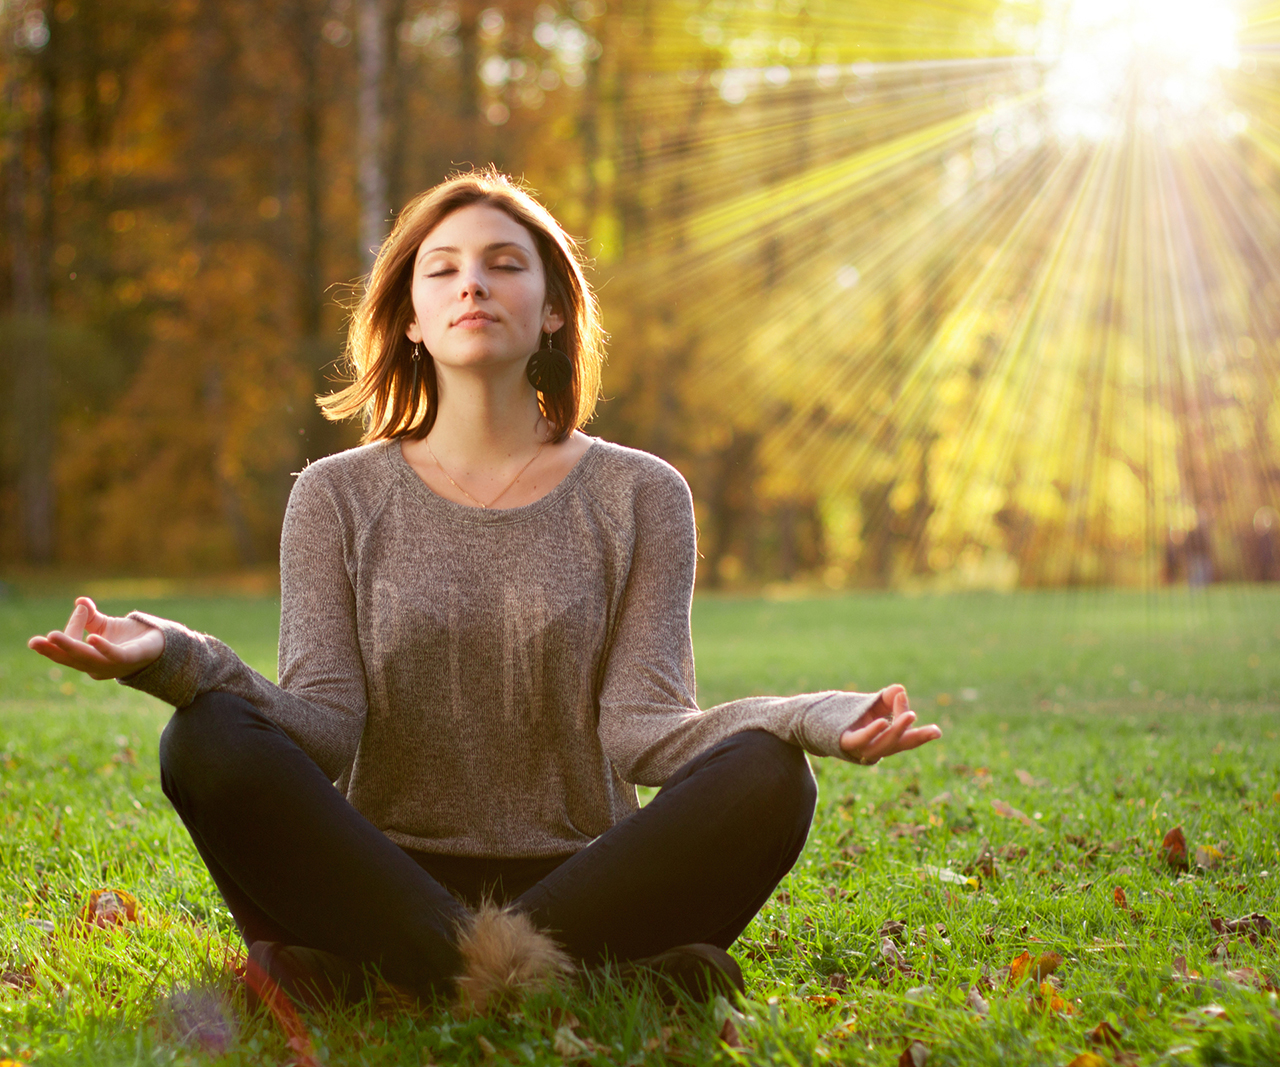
(2, 0, 1278, 588)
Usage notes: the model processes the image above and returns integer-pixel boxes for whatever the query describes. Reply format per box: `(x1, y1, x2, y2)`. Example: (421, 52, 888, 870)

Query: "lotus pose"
(29, 170, 941, 1011)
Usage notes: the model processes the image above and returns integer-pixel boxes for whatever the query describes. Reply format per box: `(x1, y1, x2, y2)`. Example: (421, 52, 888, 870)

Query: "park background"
(2, 0, 1279, 593)
(3, 4, 1280, 1065)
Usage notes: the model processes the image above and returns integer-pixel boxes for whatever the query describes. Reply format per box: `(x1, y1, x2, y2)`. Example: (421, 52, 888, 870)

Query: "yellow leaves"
(1194, 844, 1223, 869)
(991, 799, 1044, 832)
(1008, 951, 1063, 986)
(1065, 1055, 1106, 1067)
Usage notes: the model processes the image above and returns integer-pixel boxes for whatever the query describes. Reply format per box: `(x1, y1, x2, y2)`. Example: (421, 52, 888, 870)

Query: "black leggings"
(159, 692, 817, 991)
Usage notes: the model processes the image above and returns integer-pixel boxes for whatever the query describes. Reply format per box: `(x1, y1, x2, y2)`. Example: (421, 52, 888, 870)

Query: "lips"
(453, 310, 496, 325)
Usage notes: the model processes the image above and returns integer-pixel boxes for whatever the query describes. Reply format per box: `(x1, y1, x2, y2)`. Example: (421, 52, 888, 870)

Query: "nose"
(458, 264, 489, 301)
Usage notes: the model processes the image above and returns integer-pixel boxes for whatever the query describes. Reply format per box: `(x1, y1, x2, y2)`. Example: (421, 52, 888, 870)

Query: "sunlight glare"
(1043, 0, 1241, 141)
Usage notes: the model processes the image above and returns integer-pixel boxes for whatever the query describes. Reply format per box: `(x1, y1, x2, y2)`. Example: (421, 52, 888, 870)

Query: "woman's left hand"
(839, 683, 941, 765)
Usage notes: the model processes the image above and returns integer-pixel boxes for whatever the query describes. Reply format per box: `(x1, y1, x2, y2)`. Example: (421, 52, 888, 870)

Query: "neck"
(427, 363, 546, 462)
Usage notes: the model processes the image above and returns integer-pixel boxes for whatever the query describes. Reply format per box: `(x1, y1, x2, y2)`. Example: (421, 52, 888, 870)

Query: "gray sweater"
(124, 438, 878, 857)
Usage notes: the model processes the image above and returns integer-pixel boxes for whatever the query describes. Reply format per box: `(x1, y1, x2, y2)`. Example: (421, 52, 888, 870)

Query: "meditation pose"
(29, 170, 941, 1011)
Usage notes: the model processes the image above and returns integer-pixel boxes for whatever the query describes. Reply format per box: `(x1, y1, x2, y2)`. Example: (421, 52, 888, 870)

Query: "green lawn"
(1, 587, 1278, 1066)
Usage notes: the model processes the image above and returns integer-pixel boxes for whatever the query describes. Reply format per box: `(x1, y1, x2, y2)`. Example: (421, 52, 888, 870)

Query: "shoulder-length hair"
(319, 169, 604, 443)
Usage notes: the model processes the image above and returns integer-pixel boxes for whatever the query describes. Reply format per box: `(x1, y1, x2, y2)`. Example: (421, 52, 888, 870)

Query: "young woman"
(29, 170, 941, 1012)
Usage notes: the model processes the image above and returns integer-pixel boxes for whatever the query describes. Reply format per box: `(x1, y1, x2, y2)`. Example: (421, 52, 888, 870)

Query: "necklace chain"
(425, 438, 546, 509)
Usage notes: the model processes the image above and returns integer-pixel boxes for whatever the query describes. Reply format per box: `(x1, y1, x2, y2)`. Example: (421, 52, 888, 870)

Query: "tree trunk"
(357, 0, 388, 272)
(6, 27, 57, 564)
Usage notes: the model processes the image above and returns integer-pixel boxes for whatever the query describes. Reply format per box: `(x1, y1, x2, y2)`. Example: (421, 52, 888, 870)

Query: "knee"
(723, 731, 818, 830)
(159, 691, 262, 807)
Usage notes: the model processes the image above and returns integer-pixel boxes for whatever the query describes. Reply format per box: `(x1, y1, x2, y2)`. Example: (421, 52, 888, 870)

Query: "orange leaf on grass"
(1066, 1055, 1106, 1067)
(77, 888, 138, 932)
(1161, 826, 1190, 872)
(1034, 981, 1075, 1015)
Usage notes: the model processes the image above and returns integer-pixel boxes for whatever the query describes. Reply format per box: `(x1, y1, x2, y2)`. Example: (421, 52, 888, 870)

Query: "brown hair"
(319, 168, 604, 443)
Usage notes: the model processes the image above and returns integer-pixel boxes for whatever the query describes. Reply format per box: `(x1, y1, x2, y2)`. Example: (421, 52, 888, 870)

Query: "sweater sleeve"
(119, 466, 368, 780)
(596, 464, 881, 786)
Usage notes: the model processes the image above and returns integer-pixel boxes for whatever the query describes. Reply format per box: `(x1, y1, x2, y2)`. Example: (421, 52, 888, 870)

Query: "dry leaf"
(552, 1026, 589, 1058)
(898, 1039, 929, 1067)
(965, 987, 989, 1015)
(77, 888, 138, 932)
(1014, 769, 1047, 788)
(1171, 955, 1201, 980)
(1086, 1020, 1123, 1048)
(1161, 827, 1190, 872)
(1195, 845, 1224, 869)
(1031, 952, 1064, 981)
(1211, 912, 1272, 942)
(1066, 1055, 1107, 1067)
(827, 972, 848, 992)
(477, 1035, 497, 1058)
(1195, 1004, 1229, 1020)
(881, 938, 906, 966)
(718, 1017, 744, 1049)
(806, 995, 841, 1008)
(879, 919, 907, 941)
(1008, 951, 1033, 985)
(1033, 981, 1075, 1015)
(991, 799, 1044, 832)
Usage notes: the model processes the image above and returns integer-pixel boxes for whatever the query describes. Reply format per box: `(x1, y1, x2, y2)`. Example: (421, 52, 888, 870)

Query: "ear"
(542, 305, 565, 335)
(406, 320, 422, 344)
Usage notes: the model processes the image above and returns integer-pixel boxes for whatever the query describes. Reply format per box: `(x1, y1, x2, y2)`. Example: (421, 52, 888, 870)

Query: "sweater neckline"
(385, 436, 602, 524)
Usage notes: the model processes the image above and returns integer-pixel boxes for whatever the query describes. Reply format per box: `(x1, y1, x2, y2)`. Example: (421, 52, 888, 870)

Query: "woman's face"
(405, 203, 563, 375)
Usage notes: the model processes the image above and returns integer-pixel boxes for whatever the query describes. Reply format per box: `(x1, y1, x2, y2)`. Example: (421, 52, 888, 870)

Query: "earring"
(525, 331, 573, 395)
(409, 342, 421, 404)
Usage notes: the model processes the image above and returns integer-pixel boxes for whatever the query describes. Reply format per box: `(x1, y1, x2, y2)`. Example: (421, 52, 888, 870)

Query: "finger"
(63, 599, 90, 640)
(862, 709, 918, 759)
(79, 597, 111, 637)
(839, 715, 891, 753)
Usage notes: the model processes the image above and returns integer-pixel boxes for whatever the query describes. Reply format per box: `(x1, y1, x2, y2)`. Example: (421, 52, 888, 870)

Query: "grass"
(1, 586, 1278, 1066)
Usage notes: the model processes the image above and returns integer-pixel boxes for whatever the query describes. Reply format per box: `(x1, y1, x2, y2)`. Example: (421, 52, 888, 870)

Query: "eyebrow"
(420, 241, 532, 256)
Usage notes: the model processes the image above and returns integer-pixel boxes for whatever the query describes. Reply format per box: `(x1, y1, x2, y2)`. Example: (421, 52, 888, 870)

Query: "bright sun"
(1043, 0, 1243, 140)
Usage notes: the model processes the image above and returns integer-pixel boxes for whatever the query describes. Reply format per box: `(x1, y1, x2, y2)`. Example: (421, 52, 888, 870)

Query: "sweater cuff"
(799, 690, 883, 760)
(116, 612, 204, 708)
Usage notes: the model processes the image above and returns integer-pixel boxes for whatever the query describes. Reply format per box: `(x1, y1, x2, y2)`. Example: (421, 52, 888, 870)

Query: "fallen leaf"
(992, 799, 1044, 832)
(964, 842, 999, 882)
(1086, 1020, 1123, 1048)
(921, 864, 977, 888)
(1195, 845, 1224, 870)
(1033, 981, 1075, 1015)
(1195, 1004, 1229, 1020)
(1171, 955, 1201, 980)
(881, 938, 906, 967)
(1211, 912, 1272, 942)
(879, 919, 907, 941)
(1031, 952, 1064, 981)
(1113, 887, 1128, 909)
(552, 1026, 589, 1058)
(898, 1039, 929, 1067)
(1066, 1055, 1107, 1067)
(828, 972, 848, 991)
(806, 995, 841, 1008)
(77, 888, 138, 932)
(477, 1035, 497, 1058)
(1161, 827, 1190, 872)
(980, 924, 996, 944)
(966, 987, 989, 1015)
(718, 1017, 744, 1049)
(1014, 769, 1047, 788)
(1008, 951, 1033, 985)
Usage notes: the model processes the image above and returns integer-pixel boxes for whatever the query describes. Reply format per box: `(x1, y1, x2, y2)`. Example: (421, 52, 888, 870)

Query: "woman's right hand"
(28, 597, 164, 681)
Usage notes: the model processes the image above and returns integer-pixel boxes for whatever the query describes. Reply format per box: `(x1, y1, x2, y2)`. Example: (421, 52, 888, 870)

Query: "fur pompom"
(454, 904, 572, 1015)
